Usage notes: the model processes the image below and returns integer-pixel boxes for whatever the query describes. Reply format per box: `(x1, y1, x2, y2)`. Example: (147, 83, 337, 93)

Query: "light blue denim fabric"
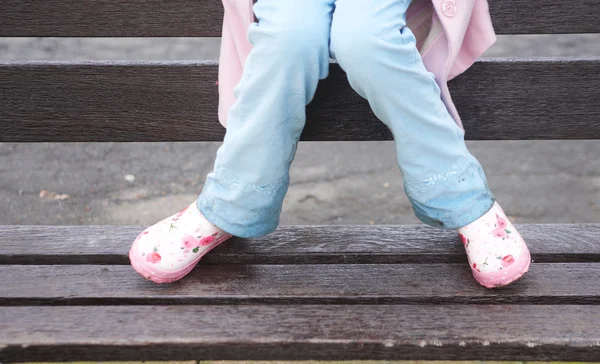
(198, 0, 495, 238)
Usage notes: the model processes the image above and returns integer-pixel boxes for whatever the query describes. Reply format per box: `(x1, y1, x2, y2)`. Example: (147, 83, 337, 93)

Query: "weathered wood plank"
(1, 224, 598, 265)
(0, 0, 222, 37)
(1, 263, 599, 305)
(2, 224, 600, 264)
(1, 305, 599, 361)
(1, 59, 599, 142)
(488, 1, 600, 34)
(1, 0, 599, 36)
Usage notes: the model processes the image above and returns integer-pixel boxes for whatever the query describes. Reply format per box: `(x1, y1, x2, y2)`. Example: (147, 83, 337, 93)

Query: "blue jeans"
(198, 0, 495, 238)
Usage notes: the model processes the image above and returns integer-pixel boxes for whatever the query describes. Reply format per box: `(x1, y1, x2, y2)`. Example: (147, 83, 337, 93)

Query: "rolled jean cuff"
(411, 192, 496, 230)
(196, 176, 286, 238)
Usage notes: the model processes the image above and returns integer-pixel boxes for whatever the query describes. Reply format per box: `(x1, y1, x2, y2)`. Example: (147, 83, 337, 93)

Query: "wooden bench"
(1, 0, 599, 362)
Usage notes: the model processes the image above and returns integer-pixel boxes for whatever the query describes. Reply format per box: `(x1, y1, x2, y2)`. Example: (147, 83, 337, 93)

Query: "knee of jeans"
(250, 22, 329, 63)
(331, 20, 380, 68)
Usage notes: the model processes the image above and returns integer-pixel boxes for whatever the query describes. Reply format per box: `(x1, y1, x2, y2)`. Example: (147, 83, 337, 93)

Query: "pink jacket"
(218, 0, 496, 129)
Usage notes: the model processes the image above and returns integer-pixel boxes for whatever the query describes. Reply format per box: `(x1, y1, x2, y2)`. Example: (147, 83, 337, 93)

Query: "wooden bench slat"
(1, 0, 599, 36)
(1, 224, 599, 265)
(2, 305, 599, 361)
(2, 263, 599, 305)
(0, 0, 222, 37)
(2, 59, 599, 142)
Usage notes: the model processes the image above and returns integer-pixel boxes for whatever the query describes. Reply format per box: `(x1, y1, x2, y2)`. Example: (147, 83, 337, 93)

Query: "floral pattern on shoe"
(458, 201, 531, 288)
(129, 201, 232, 283)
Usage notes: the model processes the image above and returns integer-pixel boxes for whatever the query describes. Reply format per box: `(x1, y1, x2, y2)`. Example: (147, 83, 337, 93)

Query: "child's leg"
(330, 0, 530, 288)
(130, 0, 335, 283)
(198, 0, 335, 238)
(331, 0, 492, 229)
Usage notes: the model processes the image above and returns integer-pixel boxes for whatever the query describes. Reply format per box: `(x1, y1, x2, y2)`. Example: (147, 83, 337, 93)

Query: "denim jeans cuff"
(196, 197, 279, 238)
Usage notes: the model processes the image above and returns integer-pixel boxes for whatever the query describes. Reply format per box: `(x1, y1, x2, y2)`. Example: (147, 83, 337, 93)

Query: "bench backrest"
(1, 0, 599, 142)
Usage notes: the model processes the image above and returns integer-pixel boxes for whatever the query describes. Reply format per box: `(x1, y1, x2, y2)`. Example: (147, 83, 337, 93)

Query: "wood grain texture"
(1, 305, 599, 361)
(1, 224, 599, 265)
(0, 0, 223, 37)
(488, 1, 600, 34)
(1, 0, 599, 36)
(1, 59, 599, 142)
(2, 263, 599, 305)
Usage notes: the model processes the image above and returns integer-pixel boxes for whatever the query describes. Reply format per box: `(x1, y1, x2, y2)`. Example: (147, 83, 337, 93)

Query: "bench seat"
(1, 0, 599, 361)
(1, 224, 599, 362)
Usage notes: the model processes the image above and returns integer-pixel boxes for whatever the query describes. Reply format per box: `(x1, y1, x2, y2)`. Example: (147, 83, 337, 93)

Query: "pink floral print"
(181, 231, 219, 254)
(199, 233, 218, 246)
(492, 213, 512, 239)
(146, 252, 161, 264)
(501, 255, 515, 267)
(457, 201, 531, 288)
(129, 201, 233, 283)
(496, 215, 507, 229)
(492, 227, 507, 238)
(182, 235, 198, 249)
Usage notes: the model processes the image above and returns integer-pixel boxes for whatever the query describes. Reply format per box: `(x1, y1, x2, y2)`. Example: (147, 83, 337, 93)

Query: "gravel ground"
(1, 34, 599, 226)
